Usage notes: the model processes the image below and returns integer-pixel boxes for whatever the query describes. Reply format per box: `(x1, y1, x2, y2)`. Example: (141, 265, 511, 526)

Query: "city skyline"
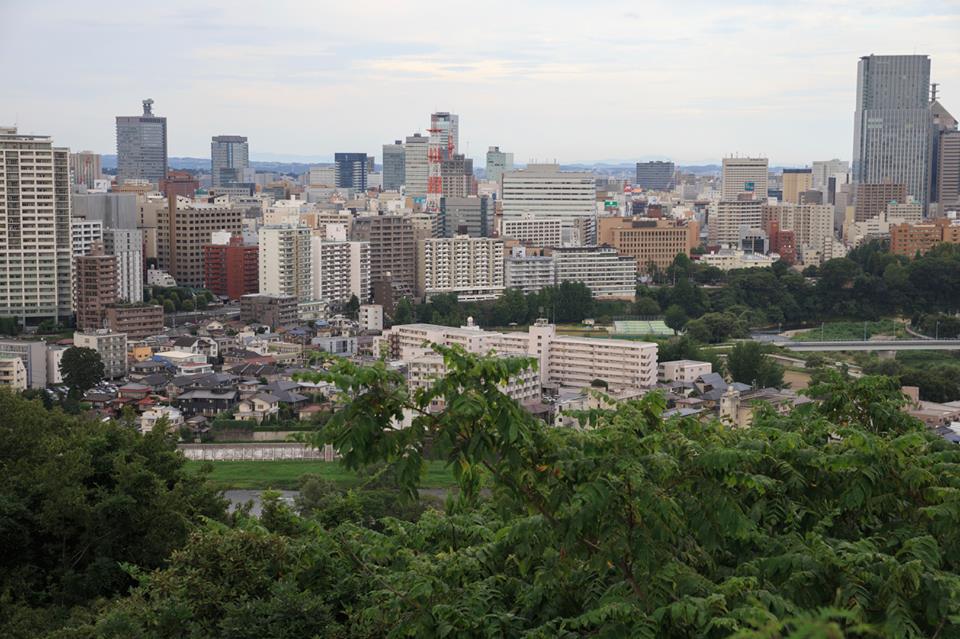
(2, 1, 958, 166)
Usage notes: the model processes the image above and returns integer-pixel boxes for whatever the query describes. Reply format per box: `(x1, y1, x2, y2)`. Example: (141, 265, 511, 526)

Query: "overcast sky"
(2, 0, 959, 166)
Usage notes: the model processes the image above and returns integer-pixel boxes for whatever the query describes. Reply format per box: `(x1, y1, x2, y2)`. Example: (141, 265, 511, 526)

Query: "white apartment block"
(710, 200, 763, 247)
(104, 228, 144, 303)
(763, 203, 834, 255)
(699, 249, 778, 270)
(71, 218, 103, 256)
(417, 235, 505, 301)
(551, 246, 637, 298)
(310, 236, 371, 305)
(501, 164, 596, 238)
(886, 202, 922, 224)
(73, 329, 128, 379)
(259, 225, 313, 302)
(378, 319, 658, 392)
(721, 157, 768, 201)
(505, 245, 556, 294)
(658, 359, 712, 383)
(500, 216, 563, 247)
(406, 352, 540, 407)
(0, 127, 74, 322)
(0, 354, 27, 391)
(359, 304, 383, 332)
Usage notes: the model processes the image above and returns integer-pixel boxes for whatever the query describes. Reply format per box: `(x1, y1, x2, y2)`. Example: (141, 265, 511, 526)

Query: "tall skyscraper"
(430, 112, 459, 155)
(635, 161, 675, 191)
(930, 100, 959, 213)
(486, 146, 514, 184)
(211, 135, 249, 188)
(69, 151, 102, 189)
(0, 127, 73, 323)
(116, 99, 168, 186)
(501, 164, 596, 245)
(403, 134, 429, 197)
(334, 152, 368, 191)
(74, 244, 118, 331)
(852, 54, 932, 209)
(721, 157, 768, 200)
(441, 154, 475, 198)
(382, 141, 405, 191)
(351, 215, 417, 297)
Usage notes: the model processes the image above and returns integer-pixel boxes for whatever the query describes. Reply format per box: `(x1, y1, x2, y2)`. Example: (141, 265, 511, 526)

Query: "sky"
(2, 0, 959, 166)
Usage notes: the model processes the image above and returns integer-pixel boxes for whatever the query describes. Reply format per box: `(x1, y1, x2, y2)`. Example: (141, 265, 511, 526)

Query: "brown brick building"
(204, 234, 259, 300)
(597, 217, 699, 273)
(890, 218, 960, 256)
(105, 303, 165, 339)
(74, 245, 118, 331)
(854, 183, 907, 222)
(157, 196, 243, 288)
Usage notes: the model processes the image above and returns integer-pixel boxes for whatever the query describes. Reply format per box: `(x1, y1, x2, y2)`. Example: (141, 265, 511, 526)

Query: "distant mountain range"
(100, 155, 795, 177)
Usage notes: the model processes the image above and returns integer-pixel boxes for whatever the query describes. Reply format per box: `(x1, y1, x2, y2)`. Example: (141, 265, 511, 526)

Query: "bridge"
(781, 339, 960, 352)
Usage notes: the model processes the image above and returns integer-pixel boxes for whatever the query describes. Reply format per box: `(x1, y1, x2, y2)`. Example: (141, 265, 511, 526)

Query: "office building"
(0, 340, 47, 388)
(239, 294, 298, 329)
(501, 216, 563, 247)
(709, 200, 764, 247)
(259, 225, 313, 302)
(761, 203, 835, 255)
(936, 127, 960, 212)
(72, 192, 138, 229)
(552, 246, 637, 298)
(210, 135, 249, 188)
(334, 152, 368, 191)
(721, 157, 768, 200)
(441, 154, 475, 198)
(156, 196, 244, 288)
(782, 168, 813, 204)
(486, 146, 514, 184)
(502, 164, 596, 222)
(890, 218, 960, 256)
(74, 244, 119, 331)
(105, 303, 164, 339)
(116, 99, 168, 185)
(439, 196, 491, 237)
(635, 161, 675, 191)
(505, 245, 557, 294)
(417, 236, 505, 301)
(812, 159, 849, 203)
(351, 215, 417, 298)
(307, 166, 336, 187)
(203, 234, 259, 300)
(854, 182, 907, 222)
(430, 112, 459, 155)
(597, 217, 699, 273)
(853, 54, 932, 209)
(69, 151, 102, 189)
(382, 141, 405, 191)
(104, 228, 144, 303)
(403, 134, 429, 197)
(0, 127, 73, 323)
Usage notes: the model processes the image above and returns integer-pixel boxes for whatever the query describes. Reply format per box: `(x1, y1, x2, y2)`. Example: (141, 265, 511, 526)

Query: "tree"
(726, 341, 784, 388)
(59, 346, 104, 395)
(392, 297, 413, 325)
(554, 281, 594, 323)
(663, 304, 688, 334)
(344, 294, 360, 320)
(635, 297, 661, 317)
(0, 316, 21, 336)
(181, 298, 195, 312)
(162, 299, 175, 314)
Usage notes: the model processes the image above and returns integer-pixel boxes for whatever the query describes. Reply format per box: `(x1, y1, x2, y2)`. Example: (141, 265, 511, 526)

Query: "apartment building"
(551, 246, 637, 298)
(104, 228, 144, 303)
(0, 127, 73, 323)
(709, 200, 764, 247)
(597, 217, 699, 273)
(781, 168, 813, 204)
(501, 216, 563, 247)
(761, 203, 834, 255)
(854, 182, 907, 222)
(311, 236, 371, 304)
(73, 329, 128, 379)
(0, 354, 27, 390)
(104, 303, 164, 339)
(417, 235, 505, 301)
(890, 218, 960, 256)
(71, 218, 103, 256)
(259, 225, 313, 302)
(74, 245, 119, 331)
(239, 294, 298, 329)
(359, 304, 383, 332)
(504, 245, 557, 294)
(658, 360, 713, 384)
(0, 340, 47, 388)
(156, 195, 244, 288)
(203, 233, 258, 300)
(439, 196, 491, 237)
(351, 215, 417, 297)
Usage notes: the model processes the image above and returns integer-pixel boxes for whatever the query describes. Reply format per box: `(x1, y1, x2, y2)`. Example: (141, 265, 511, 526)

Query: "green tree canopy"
(59, 346, 104, 395)
(726, 341, 785, 388)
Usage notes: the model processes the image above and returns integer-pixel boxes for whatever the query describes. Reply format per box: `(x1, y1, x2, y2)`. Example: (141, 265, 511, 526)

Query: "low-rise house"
(235, 392, 281, 423)
(175, 389, 238, 418)
(140, 406, 184, 434)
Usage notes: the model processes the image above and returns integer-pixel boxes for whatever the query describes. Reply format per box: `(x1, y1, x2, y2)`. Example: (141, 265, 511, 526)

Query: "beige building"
(417, 235, 505, 301)
(762, 203, 834, 255)
(73, 329, 128, 380)
(854, 182, 907, 222)
(0, 127, 73, 322)
(157, 195, 243, 287)
(259, 225, 313, 302)
(551, 246, 637, 298)
(658, 359, 712, 383)
(359, 304, 383, 332)
(500, 216, 563, 247)
(721, 157, 768, 201)
(310, 236, 371, 305)
(0, 354, 27, 390)
(781, 168, 813, 204)
(351, 215, 417, 298)
(105, 303, 164, 339)
(699, 249, 778, 271)
(709, 200, 764, 247)
(598, 217, 699, 273)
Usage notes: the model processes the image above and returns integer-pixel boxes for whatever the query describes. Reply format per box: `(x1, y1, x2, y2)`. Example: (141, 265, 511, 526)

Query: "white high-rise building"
(0, 127, 73, 322)
(501, 164, 596, 242)
(259, 225, 313, 302)
(710, 200, 764, 247)
(505, 245, 556, 294)
(763, 203, 835, 254)
(721, 157, 769, 201)
(812, 159, 849, 199)
(104, 228, 144, 303)
(310, 236, 371, 305)
(416, 235, 505, 301)
(501, 216, 563, 247)
(71, 219, 103, 256)
(551, 246, 637, 298)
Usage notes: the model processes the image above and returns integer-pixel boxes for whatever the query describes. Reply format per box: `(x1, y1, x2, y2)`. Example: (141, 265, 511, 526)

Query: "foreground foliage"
(82, 348, 960, 638)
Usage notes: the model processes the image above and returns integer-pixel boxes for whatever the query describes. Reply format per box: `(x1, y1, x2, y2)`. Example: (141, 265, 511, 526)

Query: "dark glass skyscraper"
(211, 135, 249, 187)
(334, 152, 368, 190)
(115, 99, 167, 185)
(382, 141, 405, 191)
(635, 161, 675, 191)
(852, 55, 931, 209)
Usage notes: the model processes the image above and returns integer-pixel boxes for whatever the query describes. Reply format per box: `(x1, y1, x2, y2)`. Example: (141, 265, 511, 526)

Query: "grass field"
(186, 459, 458, 490)
(891, 350, 960, 370)
(791, 320, 909, 342)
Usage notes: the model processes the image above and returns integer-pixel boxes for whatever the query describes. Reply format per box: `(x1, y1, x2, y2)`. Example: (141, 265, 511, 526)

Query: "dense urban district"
(1, 54, 960, 637)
